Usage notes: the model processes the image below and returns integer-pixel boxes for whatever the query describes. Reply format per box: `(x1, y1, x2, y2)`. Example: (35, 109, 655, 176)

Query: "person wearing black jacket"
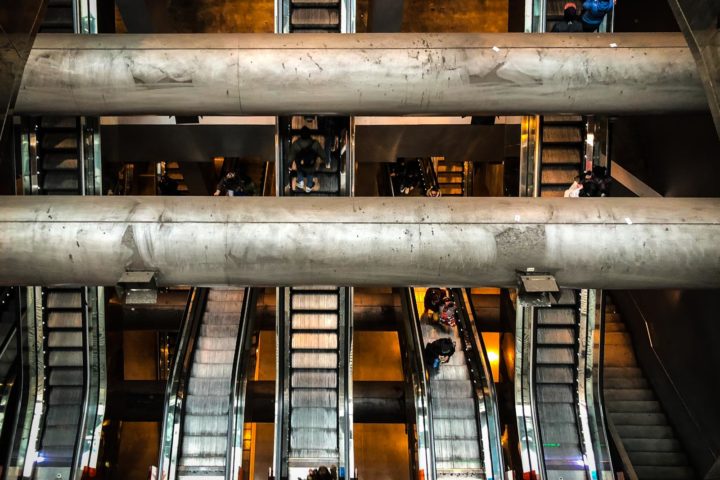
(551, 2, 584, 32)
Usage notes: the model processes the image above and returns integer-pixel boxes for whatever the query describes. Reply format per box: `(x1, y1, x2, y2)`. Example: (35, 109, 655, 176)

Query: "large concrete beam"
(13, 33, 706, 116)
(0, 197, 718, 289)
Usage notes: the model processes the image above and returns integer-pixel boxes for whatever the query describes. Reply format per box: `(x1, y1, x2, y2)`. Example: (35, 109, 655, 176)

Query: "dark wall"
(611, 114, 720, 197)
(612, 290, 720, 476)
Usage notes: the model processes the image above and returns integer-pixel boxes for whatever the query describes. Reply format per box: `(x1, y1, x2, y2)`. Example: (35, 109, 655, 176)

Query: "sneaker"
(304, 185, 313, 193)
(296, 180, 305, 190)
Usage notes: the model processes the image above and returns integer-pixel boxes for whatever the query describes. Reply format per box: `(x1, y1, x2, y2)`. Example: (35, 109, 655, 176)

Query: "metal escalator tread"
(287, 288, 341, 460)
(291, 8, 340, 28)
(178, 288, 245, 476)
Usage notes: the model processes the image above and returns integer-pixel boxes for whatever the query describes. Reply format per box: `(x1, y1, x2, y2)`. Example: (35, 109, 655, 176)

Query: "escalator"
(158, 287, 254, 480)
(273, 3, 354, 478)
(275, 287, 352, 479)
(0, 287, 20, 453)
(530, 290, 588, 480)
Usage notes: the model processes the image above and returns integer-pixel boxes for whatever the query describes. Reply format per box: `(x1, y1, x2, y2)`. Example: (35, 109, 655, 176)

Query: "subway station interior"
(0, 1, 719, 480)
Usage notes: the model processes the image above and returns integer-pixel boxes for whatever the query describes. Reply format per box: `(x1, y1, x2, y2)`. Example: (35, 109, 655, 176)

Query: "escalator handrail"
(70, 288, 91, 480)
(404, 288, 437, 480)
(226, 288, 255, 480)
(0, 324, 17, 363)
(158, 288, 207, 480)
(456, 288, 506, 480)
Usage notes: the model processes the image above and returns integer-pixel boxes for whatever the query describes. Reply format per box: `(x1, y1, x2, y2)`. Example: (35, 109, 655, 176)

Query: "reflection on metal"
(576, 290, 599, 480)
(667, 0, 720, 136)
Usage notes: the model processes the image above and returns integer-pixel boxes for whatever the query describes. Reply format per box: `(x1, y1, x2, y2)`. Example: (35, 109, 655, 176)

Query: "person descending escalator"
(424, 288, 458, 327)
(424, 337, 457, 373)
(581, 0, 616, 32)
(551, 3, 584, 32)
(289, 126, 326, 193)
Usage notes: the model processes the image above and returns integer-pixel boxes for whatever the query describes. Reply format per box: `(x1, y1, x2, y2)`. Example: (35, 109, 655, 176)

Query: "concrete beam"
(0, 197, 718, 289)
(13, 33, 706, 116)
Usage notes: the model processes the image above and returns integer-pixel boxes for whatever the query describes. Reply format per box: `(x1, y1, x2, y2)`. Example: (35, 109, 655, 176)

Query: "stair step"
(616, 425, 675, 439)
(604, 376, 649, 389)
(605, 388, 655, 401)
(622, 438, 682, 452)
(606, 400, 662, 413)
(629, 451, 689, 466)
(609, 412, 667, 426)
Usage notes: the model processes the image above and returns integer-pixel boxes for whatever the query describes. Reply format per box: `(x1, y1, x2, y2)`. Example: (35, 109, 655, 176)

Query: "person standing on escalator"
(424, 338, 456, 374)
(289, 126, 326, 193)
(581, 0, 616, 32)
(551, 3, 584, 32)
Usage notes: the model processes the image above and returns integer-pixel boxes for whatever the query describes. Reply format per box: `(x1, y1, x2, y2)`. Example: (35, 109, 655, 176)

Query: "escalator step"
(187, 378, 231, 396)
(203, 312, 242, 325)
(290, 407, 338, 428)
(292, 351, 337, 369)
(43, 172, 80, 191)
(432, 418, 479, 440)
(536, 366, 574, 384)
(541, 166, 577, 186)
(48, 331, 83, 348)
(428, 380, 473, 398)
(542, 126, 582, 143)
(292, 0, 339, 5)
(178, 456, 226, 467)
(536, 327, 575, 346)
(291, 332, 338, 350)
(433, 365, 470, 381)
(431, 398, 475, 419)
(195, 349, 235, 364)
(49, 370, 83, 386)
(536, 384, 573, 403)
(204, 301, 243, 314)
(197, 337, 236, 351)
(42, 153, 79, 171)
(291, 371, 337, 388)
(46, 406, 81, 426)
(291, 8, 340, 27)
(291, 293, 338, 310)
(536, 347, 574, 365)
(434, 439, 481, 462)
(181, 435, 227, 456)
(537, 308, 576, 325)
(291, 390, 337, 408)
(183, 415, 229, 436)
(542, 146, 582, 165)
(47, 291, 82, 308)
(539, 403, 576, 425)
(289, 428, 337, 451)
(199, 324, 239, 338)
(49, 387, 82, 405)
(37, 445, 74, 462)
(40, 117, 75, 129)
(41, 425, 77, 446)
(190, 362, 232, 378)
(291, 312, 338, 330)
(48, 311, 82, 328)
(207, 289, 245, 302)
(185, 395, 229, 415)
(48, 350, 83, 367)
(41, 133, 77, 150)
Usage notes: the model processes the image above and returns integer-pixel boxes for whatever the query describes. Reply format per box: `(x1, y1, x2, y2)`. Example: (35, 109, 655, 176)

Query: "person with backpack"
(288, 126, 326, 193)
(551, 2, 583, 32)
(581, 0, 615, 32)
(424, 338, 456, 373)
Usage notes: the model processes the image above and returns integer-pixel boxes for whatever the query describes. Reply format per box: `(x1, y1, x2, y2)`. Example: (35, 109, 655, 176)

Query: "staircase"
(602, 298, 694, 480)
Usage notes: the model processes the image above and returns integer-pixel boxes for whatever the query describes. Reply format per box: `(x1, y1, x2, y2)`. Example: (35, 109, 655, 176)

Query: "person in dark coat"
(424, 338, 456, 373)
(551, 2, 584, 32)
(289, 126, 326, 193)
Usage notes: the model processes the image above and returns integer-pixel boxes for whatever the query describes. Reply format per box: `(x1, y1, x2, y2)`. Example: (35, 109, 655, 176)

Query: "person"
(437, 298, 458, 327)
(580, 170, 600, 197)
(289, 126, 326, 193)
(158, 173, 179, 195)
(316, 466, 332, 480)
(424, 288, 446, 315)
(564, 175, 583, 197)
(426, 185, 441, 197)
(551, 3, 583, 32)
(592, 165, 612, 196)
(424, 338, 456, 373)
(581, 0, 615, 32)
(214, 171, 240, 196)
(233, 168, 257, 196)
